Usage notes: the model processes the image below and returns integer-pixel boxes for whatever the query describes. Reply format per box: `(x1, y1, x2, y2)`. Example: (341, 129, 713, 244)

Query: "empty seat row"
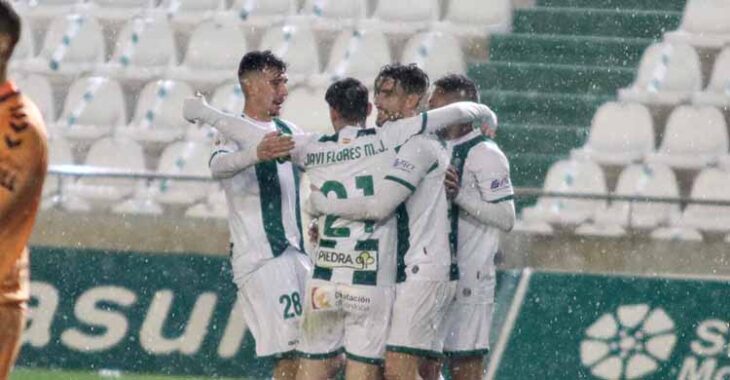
(44, 136, 213, 211)
(517, 160, 730, 236)
(10, 15, 465, 92)
(573, 102, 730, 170)
(15, 0, 511, 39)
(619, 42, 730, 109)
(664, 0, 730, 49)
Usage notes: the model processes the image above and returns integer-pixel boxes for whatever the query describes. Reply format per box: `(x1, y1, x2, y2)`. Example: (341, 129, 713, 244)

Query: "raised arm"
(454, 190, 515, 232)
(183, 96, 269, 145)
(384, 102, 498, 147)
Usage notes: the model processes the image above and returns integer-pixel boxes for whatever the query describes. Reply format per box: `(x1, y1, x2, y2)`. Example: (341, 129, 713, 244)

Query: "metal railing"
(46, 165, 730, 207)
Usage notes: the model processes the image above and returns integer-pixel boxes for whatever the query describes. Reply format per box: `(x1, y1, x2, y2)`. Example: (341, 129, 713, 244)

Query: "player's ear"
(405, 93, 421, 110)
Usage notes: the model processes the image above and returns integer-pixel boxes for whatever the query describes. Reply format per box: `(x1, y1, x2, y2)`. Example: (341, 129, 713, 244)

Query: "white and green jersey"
(203, 101, 495, 286)
(210, 116, 304, 281)
(381, 134, 453, 283)
(447, 130, 513, 299)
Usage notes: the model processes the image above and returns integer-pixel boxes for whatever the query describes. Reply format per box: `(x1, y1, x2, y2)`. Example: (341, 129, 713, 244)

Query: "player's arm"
(183, 96, 270, 144)
(0, 130, 48, 278)
(384, 102, 498, 146)
(309, 138, 433, 221)
(447, 148, 515, 232)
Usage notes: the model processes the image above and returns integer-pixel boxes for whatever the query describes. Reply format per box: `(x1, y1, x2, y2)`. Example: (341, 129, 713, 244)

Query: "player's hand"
(474, 107, 498, 138)
(306, 185, 327, 216)
(256, 132, 294, 161)
(444, 166, 460, 200)
(308, 219, 319, 244)
(183, 95, 210, 124)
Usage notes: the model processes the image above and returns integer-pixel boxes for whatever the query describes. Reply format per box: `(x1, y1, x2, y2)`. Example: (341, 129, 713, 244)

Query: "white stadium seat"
(20, 0, 92, 25)
(401, 31, 465, 79)
(310, 28, 391, 88)
(673, 168, 730, 233)
(98, 15, 177, 87)
(15, 74, 55, 123)
(185, 186, 228, 219)
(23, 14, 105, 83)
(365, 0, 439, 35)
(692, 46, 730, 108)
(433, 0, 511, 38)
(228, 0, 298, 28)
(118, 80, 194, 147)
(65, 136, 146, 207)
(665, 0, 730, 49)
(259, 23, 320, 85)
(521, 159, 608, 227)
(282, 86, 331, 134)
(51, 76, 127, 144)
(571, 102, 655, 166)
(618, 42, 702, 106)
(167, 20, 246, 92)
(91, 0, 157, 24)
(646, 105, 728, 170)
(299, 0, 367, 32)
(160, 0, 226, 33)
(151, 141, 212, 206)
(592, 163, 681, 231)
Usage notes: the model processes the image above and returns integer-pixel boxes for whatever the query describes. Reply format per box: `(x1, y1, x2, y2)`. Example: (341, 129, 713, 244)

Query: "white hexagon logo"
(580, 304, 677, 379)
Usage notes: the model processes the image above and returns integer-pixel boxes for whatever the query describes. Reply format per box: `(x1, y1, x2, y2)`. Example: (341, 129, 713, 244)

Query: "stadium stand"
(14, 74, 55, 122)
(693, 46, 730, 108)
(401, 30, 465, 79)
(258, 22, 320, 85)
(664, 0, 730, 49)
(50, 76, 127, 145)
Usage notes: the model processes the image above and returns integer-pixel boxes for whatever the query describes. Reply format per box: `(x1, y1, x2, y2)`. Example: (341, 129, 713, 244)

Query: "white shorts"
(442, 281, 494, 357)
(386, 280, 456, 358)
(297, 279, 395, 365)
(235, 248, 312, 358)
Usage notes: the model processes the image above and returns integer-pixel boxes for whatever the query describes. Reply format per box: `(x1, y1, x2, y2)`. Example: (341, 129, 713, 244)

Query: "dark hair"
(237, 50, 286, 78)
(325, 78, 369, 124)
(375, 63, 429, 96)
(433, 74, 479, 102)
(0, 1, 21, 58)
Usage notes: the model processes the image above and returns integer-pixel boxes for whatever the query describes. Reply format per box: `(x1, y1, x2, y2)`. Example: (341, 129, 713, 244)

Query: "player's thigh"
(346, 358, 383, 380)
(0, 302, 25, 378)
(238, 254, 307, 356)
(342, 285, 394, 364)
(297, 279, 345, 359)
(387, 280, 456, 355)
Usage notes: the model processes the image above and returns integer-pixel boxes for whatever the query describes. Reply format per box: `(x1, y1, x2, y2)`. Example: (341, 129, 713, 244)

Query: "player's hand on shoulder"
(305, 184, 327, 217)
(182, 94, 210, 124)
(474, 105, 498, 138)
(444, 165, 461, 200)
(256, 132, 294, 161)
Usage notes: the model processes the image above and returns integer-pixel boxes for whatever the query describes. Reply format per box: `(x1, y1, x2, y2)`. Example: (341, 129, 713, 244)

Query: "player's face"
(246, 68, 288, 117)
(428, 87, 454, 110)
(374, 77, 411, 127)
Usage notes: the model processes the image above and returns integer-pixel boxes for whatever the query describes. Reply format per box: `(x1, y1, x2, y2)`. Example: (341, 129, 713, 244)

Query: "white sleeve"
(454, 190, 515, 232)
(290, 133, 323, 168)
(196, 102, 269, 146)
(208, 134, 258, 179)
(309, 179, 411, 221)
(381, 102, 497, 147)
(382, 136, 437, 193)
(454, 144, 515, 231)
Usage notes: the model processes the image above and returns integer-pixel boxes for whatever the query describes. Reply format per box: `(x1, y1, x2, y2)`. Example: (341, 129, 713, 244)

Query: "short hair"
(375, 63, 429, 96)
(433, 74, 479, 102)
(237, 50, 286, 78)
(325, 78, 369, 124)
(0, 1, 21, 57)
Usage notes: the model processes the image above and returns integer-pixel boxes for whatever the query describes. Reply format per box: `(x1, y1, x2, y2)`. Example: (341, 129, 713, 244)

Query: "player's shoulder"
(273, 118, 302, 134)
(467, 138, 509, 168)
(4, 93, 48, 150)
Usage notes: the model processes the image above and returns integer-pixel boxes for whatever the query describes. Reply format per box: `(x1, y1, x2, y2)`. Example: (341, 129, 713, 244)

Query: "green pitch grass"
(11, 368, 245, 380)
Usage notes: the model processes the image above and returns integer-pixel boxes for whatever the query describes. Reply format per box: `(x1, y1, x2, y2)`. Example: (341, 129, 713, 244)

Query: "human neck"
(243, 104, 273, 123)
(333, 119, 363, 132)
